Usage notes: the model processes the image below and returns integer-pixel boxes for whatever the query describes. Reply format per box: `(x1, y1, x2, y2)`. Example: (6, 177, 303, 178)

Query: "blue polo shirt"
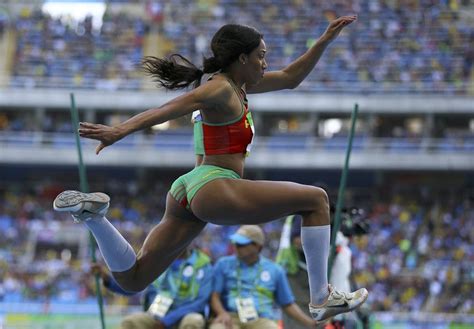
(105, 250, 213, 327)
(213, 255, 294, 320)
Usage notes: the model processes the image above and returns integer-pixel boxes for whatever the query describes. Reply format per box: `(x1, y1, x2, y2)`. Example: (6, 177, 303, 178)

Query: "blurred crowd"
(3, 0, 473, 93)
(10, 7, 146, 89)
(0, 179, 472, 315)
(158, 0, 474, 94)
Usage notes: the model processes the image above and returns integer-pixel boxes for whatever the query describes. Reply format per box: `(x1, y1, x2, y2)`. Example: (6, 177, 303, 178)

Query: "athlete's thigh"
(191, 178, 327, 224)
(123, 194, 207, 288)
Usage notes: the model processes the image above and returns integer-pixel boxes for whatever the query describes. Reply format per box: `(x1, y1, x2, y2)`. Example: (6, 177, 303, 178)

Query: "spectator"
(92, 247, 212, 329)
(209, 225, 316, 329)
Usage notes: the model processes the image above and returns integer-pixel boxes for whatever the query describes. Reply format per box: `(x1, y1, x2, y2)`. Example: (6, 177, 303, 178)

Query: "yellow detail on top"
(201, 169, 222, 180)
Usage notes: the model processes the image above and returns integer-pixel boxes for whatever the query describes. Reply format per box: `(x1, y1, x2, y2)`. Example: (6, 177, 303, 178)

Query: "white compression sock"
(301, 225, 330, 305)
(84, 217, 137, 272)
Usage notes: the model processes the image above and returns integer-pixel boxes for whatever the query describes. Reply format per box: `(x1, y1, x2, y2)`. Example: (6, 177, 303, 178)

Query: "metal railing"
(1, 131, 472, 153)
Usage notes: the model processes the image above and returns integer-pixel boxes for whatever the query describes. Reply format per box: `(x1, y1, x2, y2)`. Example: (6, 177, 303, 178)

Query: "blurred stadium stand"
(0, 1, 473, 328)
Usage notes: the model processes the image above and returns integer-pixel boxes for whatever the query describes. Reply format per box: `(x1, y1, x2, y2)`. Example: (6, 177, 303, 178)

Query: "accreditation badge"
(148, 293, 174, 318)
(235, 297, 259, 323)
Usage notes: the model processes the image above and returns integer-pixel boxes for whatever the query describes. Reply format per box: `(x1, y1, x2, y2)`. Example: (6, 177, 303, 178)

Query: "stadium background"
(0, 0, 473, 328)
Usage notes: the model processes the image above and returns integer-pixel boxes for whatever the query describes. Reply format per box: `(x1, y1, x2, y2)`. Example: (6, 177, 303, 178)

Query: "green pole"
(328, 103, 359, 280)
(70, 93, 106, 329)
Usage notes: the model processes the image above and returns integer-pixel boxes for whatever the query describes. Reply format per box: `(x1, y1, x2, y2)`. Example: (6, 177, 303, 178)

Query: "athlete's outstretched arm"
(246, 15, 356, 94)
(78, 80, 231, 154)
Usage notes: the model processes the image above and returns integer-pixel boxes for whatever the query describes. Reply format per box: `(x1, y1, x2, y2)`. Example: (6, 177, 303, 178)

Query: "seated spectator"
(92, 247, 212, 329)
(209, 225, 316, 329)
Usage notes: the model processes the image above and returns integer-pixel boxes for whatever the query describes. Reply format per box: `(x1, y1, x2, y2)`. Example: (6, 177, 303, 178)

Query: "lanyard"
(166, 262, 187, 298)
(158, 261, 198, 299)
(235, 260, 263, 308)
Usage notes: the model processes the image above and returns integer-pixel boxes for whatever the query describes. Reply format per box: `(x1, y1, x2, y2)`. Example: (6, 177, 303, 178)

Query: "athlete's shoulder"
(199, 77, 234, 99)
(188, 78, 232, 112)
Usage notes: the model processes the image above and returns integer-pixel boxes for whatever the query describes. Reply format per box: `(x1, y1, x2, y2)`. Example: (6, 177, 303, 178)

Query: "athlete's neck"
(220, 70, 244, 89)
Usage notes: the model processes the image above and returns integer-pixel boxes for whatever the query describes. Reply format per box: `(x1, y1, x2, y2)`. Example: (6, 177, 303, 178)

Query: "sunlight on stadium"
(0, 1, 473, 329)
(42, 1, 106, 30)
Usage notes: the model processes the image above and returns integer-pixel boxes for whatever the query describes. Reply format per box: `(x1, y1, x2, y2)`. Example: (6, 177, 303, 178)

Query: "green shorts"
(170, 165, 240, 211)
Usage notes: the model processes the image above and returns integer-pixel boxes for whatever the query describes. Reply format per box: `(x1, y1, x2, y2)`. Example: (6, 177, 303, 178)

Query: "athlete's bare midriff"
(202, 153, 246, 178)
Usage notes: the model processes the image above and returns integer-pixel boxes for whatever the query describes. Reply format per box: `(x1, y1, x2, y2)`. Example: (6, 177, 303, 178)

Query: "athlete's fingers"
(78, 130, 106, 138)
(79, 122, 100, 129)
(78, 128, 104, 135)
(78, 128, 97, 134)
(333, 15, 356, 27)
(78, 125, 107, 133)
(327, 18, 352, 35)
(340, 15, 357, 21)
(79, 134, 105, 142)
(96, 143, 106, 154)
(342, 16, 356, 25)
(79, 122, 110, 133)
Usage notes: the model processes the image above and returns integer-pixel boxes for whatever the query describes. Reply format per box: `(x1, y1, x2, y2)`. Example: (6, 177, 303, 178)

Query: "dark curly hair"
(142, 24, 263, 90)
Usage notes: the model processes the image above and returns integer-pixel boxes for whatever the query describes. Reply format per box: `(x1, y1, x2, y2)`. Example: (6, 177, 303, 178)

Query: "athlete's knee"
(318, 186, 330, 209)
(113, 266, 149, 293)
(310, 186, 329, 211)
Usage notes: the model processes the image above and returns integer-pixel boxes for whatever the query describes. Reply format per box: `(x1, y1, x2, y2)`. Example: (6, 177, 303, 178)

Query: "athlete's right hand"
(321, 15, 357, 43)
(78, 122, 124, 154)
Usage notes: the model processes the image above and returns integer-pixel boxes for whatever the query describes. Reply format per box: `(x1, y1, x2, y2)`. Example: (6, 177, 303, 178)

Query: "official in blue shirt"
(209, 225, 317, 329)
(95, 248, 213, 329)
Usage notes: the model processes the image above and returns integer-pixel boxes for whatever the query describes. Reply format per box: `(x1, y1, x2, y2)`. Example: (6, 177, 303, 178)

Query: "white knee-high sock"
(301, 225, 330, 305)
(84, 217, 137, 272)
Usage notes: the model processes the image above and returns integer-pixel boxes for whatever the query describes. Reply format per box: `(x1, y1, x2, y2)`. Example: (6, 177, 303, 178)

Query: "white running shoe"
(53, 190, 110, 222)
(309, 285, 368, 323)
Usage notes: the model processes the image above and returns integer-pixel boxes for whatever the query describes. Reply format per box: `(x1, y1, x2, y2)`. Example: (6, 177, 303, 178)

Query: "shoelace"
(331, 289, 351, 301)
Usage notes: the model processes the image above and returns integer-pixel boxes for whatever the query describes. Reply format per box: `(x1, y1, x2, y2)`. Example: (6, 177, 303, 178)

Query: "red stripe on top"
(202, 106, 253, 155)
(198, 82, 254, 155)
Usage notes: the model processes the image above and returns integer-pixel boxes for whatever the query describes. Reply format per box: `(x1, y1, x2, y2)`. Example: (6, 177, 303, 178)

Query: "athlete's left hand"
(78, 122, 124, 154)
(321, 15, 357, 43)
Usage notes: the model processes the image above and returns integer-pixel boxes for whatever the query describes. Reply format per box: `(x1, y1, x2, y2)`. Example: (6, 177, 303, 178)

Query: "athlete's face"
(242, 39, 267, 85)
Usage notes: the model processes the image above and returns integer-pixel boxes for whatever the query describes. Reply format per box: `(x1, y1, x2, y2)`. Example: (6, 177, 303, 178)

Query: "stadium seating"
(3, 1, 473, 94)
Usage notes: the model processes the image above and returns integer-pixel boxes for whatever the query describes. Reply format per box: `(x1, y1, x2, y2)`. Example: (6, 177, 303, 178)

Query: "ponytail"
(142, 54, 222, 90)
(143, 24, 262, 90)
(202, 56, 222, 75)
(142, 54, 202, 90)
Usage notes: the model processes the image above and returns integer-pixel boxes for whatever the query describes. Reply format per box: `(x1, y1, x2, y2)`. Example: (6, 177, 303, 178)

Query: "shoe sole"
(53, 190, 110, 213)
(313, 288, 369, 324)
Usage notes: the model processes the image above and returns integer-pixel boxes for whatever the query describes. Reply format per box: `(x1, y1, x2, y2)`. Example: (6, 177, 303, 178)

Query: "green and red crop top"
(193, 78, 255, 156)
